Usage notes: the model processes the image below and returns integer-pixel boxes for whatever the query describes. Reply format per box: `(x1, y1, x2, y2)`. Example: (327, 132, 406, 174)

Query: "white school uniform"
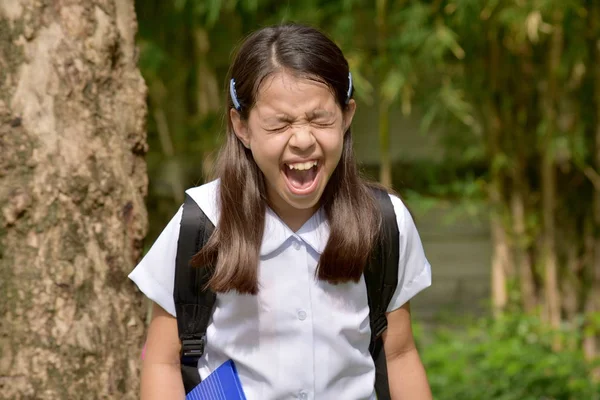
(129, 179, 431, 400)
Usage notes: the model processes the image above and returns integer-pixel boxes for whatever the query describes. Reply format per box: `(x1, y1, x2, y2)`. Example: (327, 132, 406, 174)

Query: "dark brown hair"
(192, 24, 381, 294)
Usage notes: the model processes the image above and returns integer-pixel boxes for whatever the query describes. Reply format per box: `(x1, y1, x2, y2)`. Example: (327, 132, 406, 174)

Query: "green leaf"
(380, 68, 405, 105)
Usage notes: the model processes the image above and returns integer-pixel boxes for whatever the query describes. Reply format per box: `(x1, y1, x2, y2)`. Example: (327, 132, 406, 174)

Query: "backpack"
(174, 187, 399, 400)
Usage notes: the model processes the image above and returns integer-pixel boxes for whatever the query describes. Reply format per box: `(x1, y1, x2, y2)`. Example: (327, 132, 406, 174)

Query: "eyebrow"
(266, 114, 294, 124)
(305, 109, 334, 119)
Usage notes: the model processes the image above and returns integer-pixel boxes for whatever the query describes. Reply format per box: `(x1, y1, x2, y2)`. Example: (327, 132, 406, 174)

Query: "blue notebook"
(186, 360, 247, 400)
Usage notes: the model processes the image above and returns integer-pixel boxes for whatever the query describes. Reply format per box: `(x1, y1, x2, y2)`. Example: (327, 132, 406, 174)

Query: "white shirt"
(129, 180, 431, 400)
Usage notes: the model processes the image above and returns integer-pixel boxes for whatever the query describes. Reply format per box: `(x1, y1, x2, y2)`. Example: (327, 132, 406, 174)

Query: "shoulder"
(386, 193, 412, 233)
(185, 179, 220, 225)
(369, 185, 413, 234)
(366, 185, 412, 232)
(384, 192, 432, 311)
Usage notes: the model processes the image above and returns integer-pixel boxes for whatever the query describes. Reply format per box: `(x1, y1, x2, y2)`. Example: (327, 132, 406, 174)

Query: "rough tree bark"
(0, 1, 148, 399)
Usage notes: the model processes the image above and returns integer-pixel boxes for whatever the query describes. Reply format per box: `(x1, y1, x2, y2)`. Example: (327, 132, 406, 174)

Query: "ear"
(343, 99, 357, 132)
(230, 108, 251, 148)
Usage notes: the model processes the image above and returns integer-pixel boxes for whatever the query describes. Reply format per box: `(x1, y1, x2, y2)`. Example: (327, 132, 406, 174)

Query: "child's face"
(232, 71, 356, 217)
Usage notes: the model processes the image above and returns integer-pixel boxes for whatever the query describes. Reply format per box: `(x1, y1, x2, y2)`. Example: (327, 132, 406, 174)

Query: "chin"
(281, 187, 324, 211)
(287, 198, 320, 211)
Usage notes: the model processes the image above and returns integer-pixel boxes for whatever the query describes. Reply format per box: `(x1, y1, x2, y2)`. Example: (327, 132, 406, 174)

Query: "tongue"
(286, 167, 317, 189)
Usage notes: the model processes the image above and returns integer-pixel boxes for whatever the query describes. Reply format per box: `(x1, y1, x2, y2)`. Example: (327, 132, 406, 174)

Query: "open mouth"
(282, 160, 321, 196)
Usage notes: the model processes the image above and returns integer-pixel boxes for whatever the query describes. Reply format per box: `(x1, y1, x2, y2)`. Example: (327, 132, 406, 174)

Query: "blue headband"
(346, 72, 353, 104)
(230, 72, 354, 111)
(230, 78, 242, 111)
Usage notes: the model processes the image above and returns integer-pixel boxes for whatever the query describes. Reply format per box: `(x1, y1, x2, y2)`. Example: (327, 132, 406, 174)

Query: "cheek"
(249, 136, 287, 174)
(320, 130, 345, 161)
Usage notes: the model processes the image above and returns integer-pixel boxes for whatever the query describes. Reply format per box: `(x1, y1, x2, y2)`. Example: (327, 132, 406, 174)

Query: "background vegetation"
(135, 0, 600, 397)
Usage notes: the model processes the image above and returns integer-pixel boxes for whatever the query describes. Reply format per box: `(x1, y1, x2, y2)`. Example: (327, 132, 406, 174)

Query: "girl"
(129, 23, 432, 400)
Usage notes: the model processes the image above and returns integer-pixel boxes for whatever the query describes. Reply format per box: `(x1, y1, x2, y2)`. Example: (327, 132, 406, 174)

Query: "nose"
(288, 124, 316, 152)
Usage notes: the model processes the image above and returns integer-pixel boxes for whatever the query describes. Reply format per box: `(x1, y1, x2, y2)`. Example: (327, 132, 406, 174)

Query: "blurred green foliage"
(417, 313, 600, 400)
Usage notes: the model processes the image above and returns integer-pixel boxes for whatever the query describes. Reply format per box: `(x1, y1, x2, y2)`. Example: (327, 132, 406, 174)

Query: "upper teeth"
(287, 161, 318, 170)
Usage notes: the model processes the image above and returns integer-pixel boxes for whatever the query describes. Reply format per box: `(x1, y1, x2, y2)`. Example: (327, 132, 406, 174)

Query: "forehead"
(252, 71, 340, 118)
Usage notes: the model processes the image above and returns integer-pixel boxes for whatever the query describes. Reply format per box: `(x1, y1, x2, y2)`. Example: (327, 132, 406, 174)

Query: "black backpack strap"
(365, 187, 400, 400)
(174, 193, 216, 394)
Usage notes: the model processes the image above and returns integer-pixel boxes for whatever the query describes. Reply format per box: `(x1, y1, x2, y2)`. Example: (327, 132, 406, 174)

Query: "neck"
(267, 191, 317, 232)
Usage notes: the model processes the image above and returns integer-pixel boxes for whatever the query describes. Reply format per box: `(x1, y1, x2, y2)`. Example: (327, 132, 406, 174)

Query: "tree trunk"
(376, 0, 392, 188)
(378, 102, 392, 187)
(490, 184, 509, 316)
(584, 3, 600, 368)
(193, 27, 220, 183)
(584, 187, 600, 362)
(540, 11, 563, 343)
(0, 2, 148, 399)
(488, 103, 509, 315)
(511, 44, 538, 315)
(486, 29, 509, 316)
(562, 235, 580, 324)
(511, 187, 536, 313)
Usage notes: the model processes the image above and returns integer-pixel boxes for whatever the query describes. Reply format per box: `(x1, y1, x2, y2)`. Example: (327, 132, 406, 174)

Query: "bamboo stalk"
(584, 0, 600, 373)
(511, 43, 537, 314)
(487, 28, 510, 316)
(511, 187, 536, 312)
(541, 10, 564, 350)
(376, 0, 392, 187)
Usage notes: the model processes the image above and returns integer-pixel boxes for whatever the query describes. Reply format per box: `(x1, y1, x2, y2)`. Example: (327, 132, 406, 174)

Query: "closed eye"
(312, 121, 335, 128)
(265, 125, 288, 133)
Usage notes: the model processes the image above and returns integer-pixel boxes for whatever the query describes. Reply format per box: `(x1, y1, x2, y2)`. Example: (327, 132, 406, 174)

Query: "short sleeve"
(386, 194, 432, 313)
(128, 206, 183, 317)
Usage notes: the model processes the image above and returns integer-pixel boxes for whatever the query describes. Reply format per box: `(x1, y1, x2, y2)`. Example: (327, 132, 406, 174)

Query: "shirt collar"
(260, 207, 330, 256)
(185, 181, 330, 257)
(296, 208, 329, 254)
